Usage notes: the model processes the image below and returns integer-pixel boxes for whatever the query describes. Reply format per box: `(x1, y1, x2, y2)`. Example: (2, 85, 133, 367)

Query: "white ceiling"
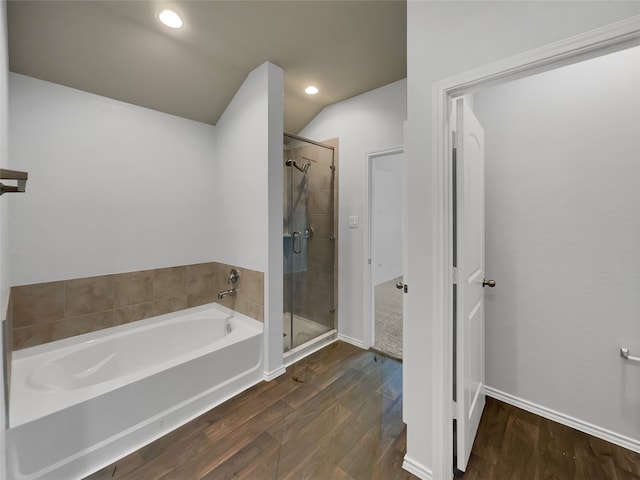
(7, 0, 407, 133)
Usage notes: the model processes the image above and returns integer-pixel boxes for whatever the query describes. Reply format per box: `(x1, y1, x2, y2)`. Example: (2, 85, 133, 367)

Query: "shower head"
(285, 159, 311, 174)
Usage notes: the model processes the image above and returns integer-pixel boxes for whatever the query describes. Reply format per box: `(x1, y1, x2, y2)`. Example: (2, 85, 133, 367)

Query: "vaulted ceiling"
(7, 0, 407, 133)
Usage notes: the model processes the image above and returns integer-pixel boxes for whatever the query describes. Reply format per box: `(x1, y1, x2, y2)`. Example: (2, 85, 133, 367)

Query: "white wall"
(0, 2, 8, 476)
(372, 153, 403, 286)
(215, 62, 281, 273)
(8, 61, 285, 378)
(405, 1, 640, 476)
(8, 74, 217, 285)
(300, 79, 406, 344)
(475, 46, 640, 444)
(214, 61, 285, 378)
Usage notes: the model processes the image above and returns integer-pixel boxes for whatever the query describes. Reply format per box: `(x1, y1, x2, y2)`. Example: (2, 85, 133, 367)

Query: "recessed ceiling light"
(158, 9, 183, 29)
(305, 86, 319, 95)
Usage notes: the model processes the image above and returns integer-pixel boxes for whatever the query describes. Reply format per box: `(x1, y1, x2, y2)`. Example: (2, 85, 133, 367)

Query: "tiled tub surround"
(10, 262, 264, 350)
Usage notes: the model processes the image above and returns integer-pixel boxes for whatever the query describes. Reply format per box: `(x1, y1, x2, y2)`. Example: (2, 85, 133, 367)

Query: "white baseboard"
(263, 366, 286, 381)
(337, 333, 365, 349)
(402, 455, 433, 480)
(485, 386, 640, 454)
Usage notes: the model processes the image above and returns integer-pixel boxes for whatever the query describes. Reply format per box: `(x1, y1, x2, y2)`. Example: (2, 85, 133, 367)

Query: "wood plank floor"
(85, 342, 640, 480)
(464, 396, 640, 480)
(85, 341, 419, 480)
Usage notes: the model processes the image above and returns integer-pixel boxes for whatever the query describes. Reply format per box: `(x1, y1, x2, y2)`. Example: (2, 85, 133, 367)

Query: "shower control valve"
(228, 268, 240, 286)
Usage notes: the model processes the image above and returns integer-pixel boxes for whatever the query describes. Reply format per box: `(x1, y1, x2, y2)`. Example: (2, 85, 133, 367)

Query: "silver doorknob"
(395, 281, 404, 290)
(482, 279, 496, 288)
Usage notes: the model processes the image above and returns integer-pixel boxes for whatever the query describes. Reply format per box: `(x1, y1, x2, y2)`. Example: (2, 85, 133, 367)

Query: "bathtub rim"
(10, 302, 263, 428)
(12, 302, 261, 361)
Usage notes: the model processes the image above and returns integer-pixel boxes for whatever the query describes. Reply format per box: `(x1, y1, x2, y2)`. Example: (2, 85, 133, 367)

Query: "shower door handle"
(292, 231, 302, 254)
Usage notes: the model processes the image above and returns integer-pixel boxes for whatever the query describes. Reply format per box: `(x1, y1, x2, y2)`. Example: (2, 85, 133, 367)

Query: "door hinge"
(368, 258, 372, 265)
(452, 400, 458, 419)
(452, 130, 462, 150)
(451, 267, 458, 285)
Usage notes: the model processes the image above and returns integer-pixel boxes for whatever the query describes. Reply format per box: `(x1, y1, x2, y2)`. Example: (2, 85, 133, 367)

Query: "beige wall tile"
(307, 162, 335, 191)
(307, 189, 334, 215)
(13, 311, 119, 350)
(306, 238, 334, 267)
(65, 275, 114, 317)
(307, 214, 334, 240)
(236, 300, 264, 322)
(214, 262, 236, 291)
(13, 323, 55, 350)
(57, 311, 120, 338)
(334, 265, 339, 313)
(214, 263, 264, 321)
(302, 268, 334, 293)
(215, 290, 236, 310)
(12, 281, 65, 328)
(155, 295, 188, 316)
(114, 270, 154, 307)
(154, 267, 186, 299)
(187, 291, 216, 308)
(4, 295, 13, 392)
(11, 262, 265, 350)
(114, 302, 156, 324)
(240, 269, 264, 306)
(186, 263, 215, 294)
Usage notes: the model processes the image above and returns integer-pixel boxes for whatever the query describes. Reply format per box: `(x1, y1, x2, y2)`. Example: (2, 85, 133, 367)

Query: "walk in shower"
(283, 133, 337, 359)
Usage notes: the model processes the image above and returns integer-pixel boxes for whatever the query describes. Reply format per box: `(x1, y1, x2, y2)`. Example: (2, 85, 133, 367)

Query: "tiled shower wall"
(284, 138, 339, 329)
(8, 262, 264, 350)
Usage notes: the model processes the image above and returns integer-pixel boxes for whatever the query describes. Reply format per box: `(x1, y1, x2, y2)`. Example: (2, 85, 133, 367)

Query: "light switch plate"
(349, 216, 359, 228)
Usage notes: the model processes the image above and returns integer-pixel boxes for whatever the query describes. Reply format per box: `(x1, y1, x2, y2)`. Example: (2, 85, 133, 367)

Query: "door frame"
(429, 16, 640, 480)
(363, 147, 404, 349)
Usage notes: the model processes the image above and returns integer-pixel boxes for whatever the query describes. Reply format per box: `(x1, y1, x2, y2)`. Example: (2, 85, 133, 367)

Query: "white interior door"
(455, 97, 489, 472)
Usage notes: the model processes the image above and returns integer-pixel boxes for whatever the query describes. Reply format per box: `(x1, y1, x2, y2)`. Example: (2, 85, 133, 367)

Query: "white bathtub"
(7, 303, 264, 480)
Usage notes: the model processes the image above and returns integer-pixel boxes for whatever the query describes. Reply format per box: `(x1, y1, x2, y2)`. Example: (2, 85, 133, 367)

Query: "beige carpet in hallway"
(373, 276, 403, 360)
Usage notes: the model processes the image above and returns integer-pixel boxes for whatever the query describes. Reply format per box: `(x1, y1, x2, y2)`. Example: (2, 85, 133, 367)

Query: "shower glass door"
(283, 134, 336, 352)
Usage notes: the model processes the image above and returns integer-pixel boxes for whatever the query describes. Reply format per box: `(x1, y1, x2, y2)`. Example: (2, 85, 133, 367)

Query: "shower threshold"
(283, 313, 337, 366)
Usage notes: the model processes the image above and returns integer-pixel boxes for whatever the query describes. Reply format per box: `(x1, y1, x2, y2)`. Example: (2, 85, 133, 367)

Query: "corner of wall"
(212, 60, 284, 377)
(264, 61, 284, 378)
(1, 1, 9, 477)
(214, 61, 275, 272)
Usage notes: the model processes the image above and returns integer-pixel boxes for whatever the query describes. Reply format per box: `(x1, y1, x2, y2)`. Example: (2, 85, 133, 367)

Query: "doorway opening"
(430, 18, 640, 480)
(365, 148, 404, 360)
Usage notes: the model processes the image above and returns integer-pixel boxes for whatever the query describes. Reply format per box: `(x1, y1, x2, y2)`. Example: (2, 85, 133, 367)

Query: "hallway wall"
(405, 1, 640, 475)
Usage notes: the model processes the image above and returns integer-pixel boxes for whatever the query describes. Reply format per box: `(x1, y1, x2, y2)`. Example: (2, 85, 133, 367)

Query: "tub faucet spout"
(218, 288, 237, 299)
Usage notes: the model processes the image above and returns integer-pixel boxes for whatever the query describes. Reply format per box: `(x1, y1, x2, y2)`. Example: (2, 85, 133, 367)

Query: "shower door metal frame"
(283, 132, 336, 354)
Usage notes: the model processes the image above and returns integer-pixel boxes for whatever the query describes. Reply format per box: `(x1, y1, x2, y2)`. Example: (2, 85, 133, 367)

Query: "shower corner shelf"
(0, 169, 28, 196)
